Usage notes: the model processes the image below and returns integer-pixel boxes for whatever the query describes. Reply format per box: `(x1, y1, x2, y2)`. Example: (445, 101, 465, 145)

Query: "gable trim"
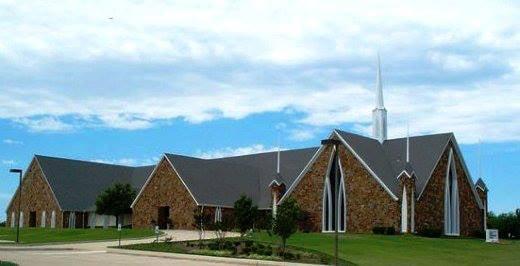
(416, 136, 484, 209)
(278, 143, 327, 204)
(476, 185, 487, 192)
(450, 137, 484, 209)
(163, 155, 201, 206)
(131, 155, 164, 208)
(334, 130, 399, 201)
(397, 170, 414, 179)
(6, 156, 63, 212)
(131, 155, 200, 208)
(416, 136, 452, 201)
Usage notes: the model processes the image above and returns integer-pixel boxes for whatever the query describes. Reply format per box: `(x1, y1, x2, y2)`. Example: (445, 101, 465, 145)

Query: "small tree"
(273, 198, 300, 255)
(234, 194, 258, 237)
(193, 207, 210, 248)
(95, 183, 136, 226)
(213, 214, 233, 249)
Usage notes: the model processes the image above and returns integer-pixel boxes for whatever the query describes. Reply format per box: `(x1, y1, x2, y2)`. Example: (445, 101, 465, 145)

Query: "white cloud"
(1, 160, 15, 165)
(91, 156, 159, 166)
(196, 144, 281, 159)
(2, 139, 23, 145)
(14, 117, 74, 132)
(289, 128, 319, 142)
(0, 0, 518, 144)
(428, 52, 476, 71)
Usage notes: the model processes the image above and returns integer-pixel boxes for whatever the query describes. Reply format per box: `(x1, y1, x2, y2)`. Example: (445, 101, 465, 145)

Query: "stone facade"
(132, 158, 198, 229)
(415, 143, 483, 236)
(289, 143, 400, 233)
(6, 159, 62, 228)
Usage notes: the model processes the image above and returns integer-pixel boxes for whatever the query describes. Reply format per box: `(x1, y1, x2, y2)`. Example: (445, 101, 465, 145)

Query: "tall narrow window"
(11, 212, 15, 228)
(411, 187, 415, 233)
(41, 211, 46, 228)
(401, 187, 408, 233)
(19, 212, 24, 228)
(51, 211, 56, 228)
(69, 212, 76, 229)
(322, 148, 346, 232)
(215, 206, 222, 223)
(444, 148, 460, 235)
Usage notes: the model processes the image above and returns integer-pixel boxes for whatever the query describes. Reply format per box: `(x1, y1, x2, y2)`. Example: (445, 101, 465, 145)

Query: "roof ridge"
(35, 154, 153, 169)
(166, 147, 318, 161)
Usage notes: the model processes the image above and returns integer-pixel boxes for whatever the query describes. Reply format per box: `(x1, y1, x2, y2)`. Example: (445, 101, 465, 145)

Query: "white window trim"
(444, 148, 460, 236)
(41, 211, 46, 228)
(401, 186, 408, 233)
(10, 212, 15, 228)
(321, 147, 336, 233)
(411, 187, 415, 233)
(214, 206, 222, 223)
(51, 210, 56, 228)
(337, 155, 346, 233)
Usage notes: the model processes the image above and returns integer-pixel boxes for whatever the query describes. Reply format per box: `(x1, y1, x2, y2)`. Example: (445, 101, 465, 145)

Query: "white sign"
(486, 229, 499, 243)
(117, 223, 122, 231)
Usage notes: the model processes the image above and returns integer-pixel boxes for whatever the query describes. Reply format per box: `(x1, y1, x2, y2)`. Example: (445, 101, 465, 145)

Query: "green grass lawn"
(0, 261, 17, 266)
(252, 232, 520, 266)
(0, 227, 155, 244)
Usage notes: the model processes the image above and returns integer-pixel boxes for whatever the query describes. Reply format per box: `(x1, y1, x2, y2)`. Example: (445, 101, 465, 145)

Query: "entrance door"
(29, 211, 37, 227)
(157, 206, 170, 229)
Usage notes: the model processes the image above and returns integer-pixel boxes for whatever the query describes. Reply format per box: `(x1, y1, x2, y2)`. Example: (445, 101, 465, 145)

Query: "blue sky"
(0, 1, 519, 220)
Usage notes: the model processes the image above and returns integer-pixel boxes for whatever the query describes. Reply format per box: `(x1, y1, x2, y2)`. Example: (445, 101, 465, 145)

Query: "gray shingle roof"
(335, 130, 452, 197)
(35, 155, 154, 211)
(165, 147, 318, 209)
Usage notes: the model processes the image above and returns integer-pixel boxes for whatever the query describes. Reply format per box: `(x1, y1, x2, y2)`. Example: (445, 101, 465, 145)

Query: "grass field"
(252, 232, 520, 265)
(0, 227, 155, 244)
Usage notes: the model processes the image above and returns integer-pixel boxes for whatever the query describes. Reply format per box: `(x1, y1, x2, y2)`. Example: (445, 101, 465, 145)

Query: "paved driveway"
(0, 230, 245, 266)
(0, 249, 246, 266)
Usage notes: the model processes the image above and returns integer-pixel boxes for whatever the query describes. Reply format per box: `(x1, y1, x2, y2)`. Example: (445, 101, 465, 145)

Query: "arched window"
(444, 148, 460, 235)
(41, 211, 46, 228)
(215, 206, 222, 223)
(51, 211, 56, 228)
(322, 147, 346, 232)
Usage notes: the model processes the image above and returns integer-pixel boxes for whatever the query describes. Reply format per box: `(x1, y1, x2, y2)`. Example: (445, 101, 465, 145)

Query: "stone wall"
(415, 143, 483, 236)
(288, 144, 400, 233)
(338, 146, 400, 232)
(132, 158, 198, 229)
(6, 159, 62, 228)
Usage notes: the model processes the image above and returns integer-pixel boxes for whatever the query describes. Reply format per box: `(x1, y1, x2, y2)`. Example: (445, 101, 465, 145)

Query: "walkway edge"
(0, 246, 75, 251)
(107, 248, 318, 266)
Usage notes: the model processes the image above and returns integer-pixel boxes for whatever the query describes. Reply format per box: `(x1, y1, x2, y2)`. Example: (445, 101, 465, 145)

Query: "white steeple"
(406, 123, 410, 163)
(372, 54, 388, 143)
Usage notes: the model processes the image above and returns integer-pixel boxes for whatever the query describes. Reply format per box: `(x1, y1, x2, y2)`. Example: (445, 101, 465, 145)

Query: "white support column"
(401, 186, 408, 233)
(41, 211, 46, 228)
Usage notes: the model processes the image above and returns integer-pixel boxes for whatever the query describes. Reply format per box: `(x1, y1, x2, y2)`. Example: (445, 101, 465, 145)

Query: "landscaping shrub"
(297, 211, 314, 233)
(417, 227, 442, 238)
(372, 226, 396, 235)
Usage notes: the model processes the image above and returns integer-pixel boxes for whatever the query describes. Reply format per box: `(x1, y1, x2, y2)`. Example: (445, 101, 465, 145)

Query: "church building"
(6, 59, 488, 236)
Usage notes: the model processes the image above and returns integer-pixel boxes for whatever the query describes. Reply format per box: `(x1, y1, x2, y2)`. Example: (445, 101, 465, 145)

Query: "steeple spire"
(372, 53, 388, 143)
(376, 53, 384, 108)
(406, 122, 410, 163)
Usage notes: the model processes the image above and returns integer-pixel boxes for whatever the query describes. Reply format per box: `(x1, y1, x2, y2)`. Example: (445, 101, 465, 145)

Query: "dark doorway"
(29, 211, 37, 227)
(157, 206, 170, 229)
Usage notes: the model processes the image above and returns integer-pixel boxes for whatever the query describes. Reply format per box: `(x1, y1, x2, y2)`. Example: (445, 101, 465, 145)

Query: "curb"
(107, 248, 315, 266)
(0, 246, 75, 251)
